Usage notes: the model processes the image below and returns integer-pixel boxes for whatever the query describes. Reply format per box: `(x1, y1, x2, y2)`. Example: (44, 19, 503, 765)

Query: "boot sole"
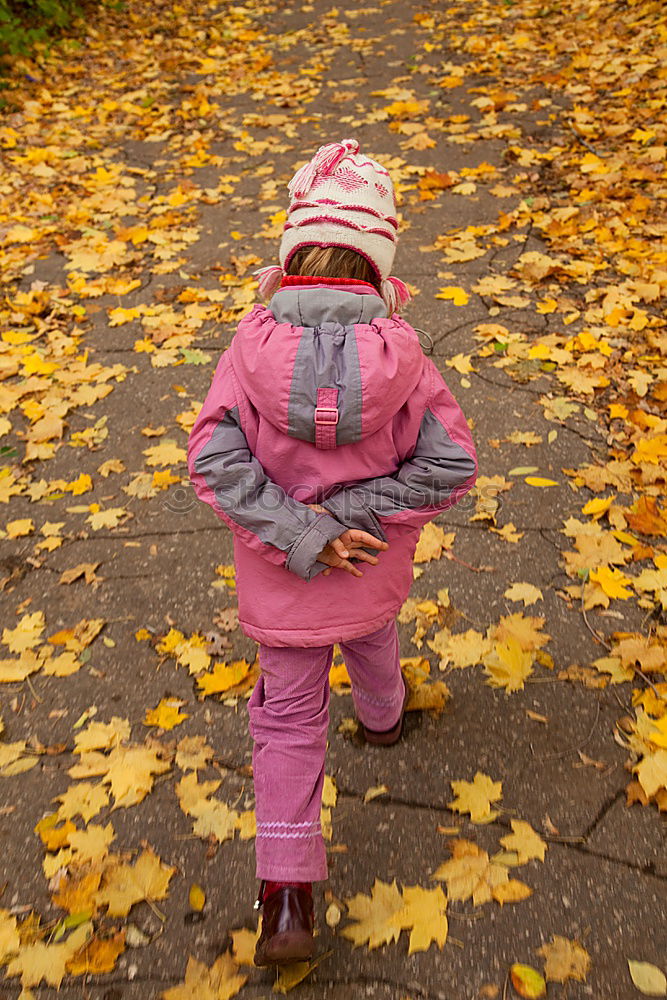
(254, 930, 315, 967)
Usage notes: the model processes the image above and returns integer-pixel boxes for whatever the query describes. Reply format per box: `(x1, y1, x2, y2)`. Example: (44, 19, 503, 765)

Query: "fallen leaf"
(273, 953, 328, 993)
(503, 583, 543, 606)
(510, 963, 547, 998)
(363, 784, 389, 804)
(5, 922, 92, 988)
(189, 884, 206, 912)
(340, 879, 447, 953)
(448, 772, 503, 823)
(499, 820, 547, 863)
(66, 930, 125, 974)
(627, 960, 667, 997)
(99, 848, 176, 917)
(144, 697, 189, 730)
(536, 934, 591, 983)
(162, 951, 247, 1000)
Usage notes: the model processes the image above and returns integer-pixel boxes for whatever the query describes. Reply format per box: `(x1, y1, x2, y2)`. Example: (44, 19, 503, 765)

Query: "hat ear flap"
(381, 276, 411, 314)
(254, 265, 284, 300)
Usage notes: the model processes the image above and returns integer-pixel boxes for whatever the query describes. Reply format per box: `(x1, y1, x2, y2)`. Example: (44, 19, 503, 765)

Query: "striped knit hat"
(255, 139, 410, 313)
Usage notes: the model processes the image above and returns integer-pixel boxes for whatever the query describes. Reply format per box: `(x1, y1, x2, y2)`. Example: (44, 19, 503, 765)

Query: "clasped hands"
(309, 503, 388, 578)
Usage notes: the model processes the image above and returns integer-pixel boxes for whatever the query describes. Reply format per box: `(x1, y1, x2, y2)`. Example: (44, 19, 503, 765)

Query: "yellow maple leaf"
(65, 473, 93, 496)
(69, 744, 170, 809)
(5, 922, 92, 988)
(590, 566, 633, 599)
(175, 773, 239, 843)
(162, 951, 247, 1000)
(143, 439, 188, 467)
(445, 352, 475, 374)
(397, 885, 448, 954)
(66, 930, 125, 975)
(499, 820, 547, 863)
(647, 716, 667, 750)
(340, 879, 447, 954)
(448, 772, 503, 823)
(435, 285, 469, 306)
(86, 507, 130, 530)
(41, 650, 81, 677)
(582, 494, 616, 519)
(491, 522, 525, 543)
(175, 635, 212, 675)
(175, 735, 214, 772)
(67, 822, 115, 863)
(52, 868, 102, 916)
(0, 908, 20, 963)
(144, 697, 189, 730)
(428, 627, 490, 670)
(5, 519, 34, 538)
(536, 297, 558, 314)
(433, 839, 509, 905)
(483, 638, 535, 693)
(0, 652, 44, 683)
(54, 781, 110, 823)
(491, 613, 550, 651)
(197, 660, 252, 697)
(406, 679, 451, 715)
(2, 611, 45, 653)
(0, 740, 38, 777)
(34, 814, 76, 851)
(632, 433, 667, 466)
(503, 583, 543, 606)
(329, 661, 352, 689)
(48, 618, 105, 653)
(340, 879, 403, 949)
(413, 522, 455, 563)
(74, 717, 131, 753)
(633, 749, 667, 798)
(98, 848, 176, 917)
(230, 926, 259, 967)
(536, 935, 591, 984)
(236, 810, 256, 841)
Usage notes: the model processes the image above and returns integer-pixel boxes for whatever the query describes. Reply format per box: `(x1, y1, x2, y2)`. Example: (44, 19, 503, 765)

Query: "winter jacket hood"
(230, 282, 425, 445)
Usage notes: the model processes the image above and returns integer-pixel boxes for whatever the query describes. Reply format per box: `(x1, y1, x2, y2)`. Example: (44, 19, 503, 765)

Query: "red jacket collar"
(280, 274, 380, 294)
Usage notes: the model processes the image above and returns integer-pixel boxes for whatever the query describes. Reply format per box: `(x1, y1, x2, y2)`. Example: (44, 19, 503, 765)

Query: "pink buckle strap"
(314, 388, 339, 450)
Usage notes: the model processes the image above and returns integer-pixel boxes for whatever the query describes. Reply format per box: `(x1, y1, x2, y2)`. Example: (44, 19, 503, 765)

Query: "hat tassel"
(254, 265, 284, 299)
(381, 276, 411, 314)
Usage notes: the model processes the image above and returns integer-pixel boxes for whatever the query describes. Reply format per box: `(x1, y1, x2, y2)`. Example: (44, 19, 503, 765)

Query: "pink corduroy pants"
(247, 620, 405, 882)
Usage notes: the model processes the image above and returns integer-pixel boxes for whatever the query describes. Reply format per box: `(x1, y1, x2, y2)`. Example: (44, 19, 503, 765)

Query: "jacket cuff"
(323, 489, 388, 543)
(285, 513, 344, 581)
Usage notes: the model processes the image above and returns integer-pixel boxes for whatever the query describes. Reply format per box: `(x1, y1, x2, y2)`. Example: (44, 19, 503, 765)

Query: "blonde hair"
(286, 246, 381, 291)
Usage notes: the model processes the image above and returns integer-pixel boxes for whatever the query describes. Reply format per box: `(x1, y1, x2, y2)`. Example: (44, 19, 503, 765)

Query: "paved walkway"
(0, 0, 665, 997)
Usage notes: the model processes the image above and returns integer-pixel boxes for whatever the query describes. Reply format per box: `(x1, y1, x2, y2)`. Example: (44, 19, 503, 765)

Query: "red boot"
(253, 881, 315, 967)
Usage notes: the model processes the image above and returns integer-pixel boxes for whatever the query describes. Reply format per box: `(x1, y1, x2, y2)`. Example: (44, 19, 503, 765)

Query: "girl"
(187, 139, 478, 967)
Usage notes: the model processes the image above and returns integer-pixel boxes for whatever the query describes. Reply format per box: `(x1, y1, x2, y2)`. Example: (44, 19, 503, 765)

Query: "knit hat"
(255, 139, 411, 313)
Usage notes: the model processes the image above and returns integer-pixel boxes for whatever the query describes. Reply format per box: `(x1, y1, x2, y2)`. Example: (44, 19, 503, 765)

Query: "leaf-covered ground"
(0, 0, 665, 997)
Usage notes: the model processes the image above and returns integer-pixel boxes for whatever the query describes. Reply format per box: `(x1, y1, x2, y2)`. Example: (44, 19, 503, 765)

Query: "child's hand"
(308, 504, 388, 577)
(317, 529, 388, 578)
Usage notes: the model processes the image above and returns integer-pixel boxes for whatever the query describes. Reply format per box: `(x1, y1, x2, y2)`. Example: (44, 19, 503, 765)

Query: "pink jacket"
(187, 279, 477, 647)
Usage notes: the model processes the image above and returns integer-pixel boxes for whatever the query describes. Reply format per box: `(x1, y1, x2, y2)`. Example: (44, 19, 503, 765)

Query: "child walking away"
(187, 139, 478, 967)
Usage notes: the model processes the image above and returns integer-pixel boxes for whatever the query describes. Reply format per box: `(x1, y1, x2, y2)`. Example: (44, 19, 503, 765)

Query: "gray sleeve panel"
(323, 408, 477, 521)
(192, 407, 345, 579)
